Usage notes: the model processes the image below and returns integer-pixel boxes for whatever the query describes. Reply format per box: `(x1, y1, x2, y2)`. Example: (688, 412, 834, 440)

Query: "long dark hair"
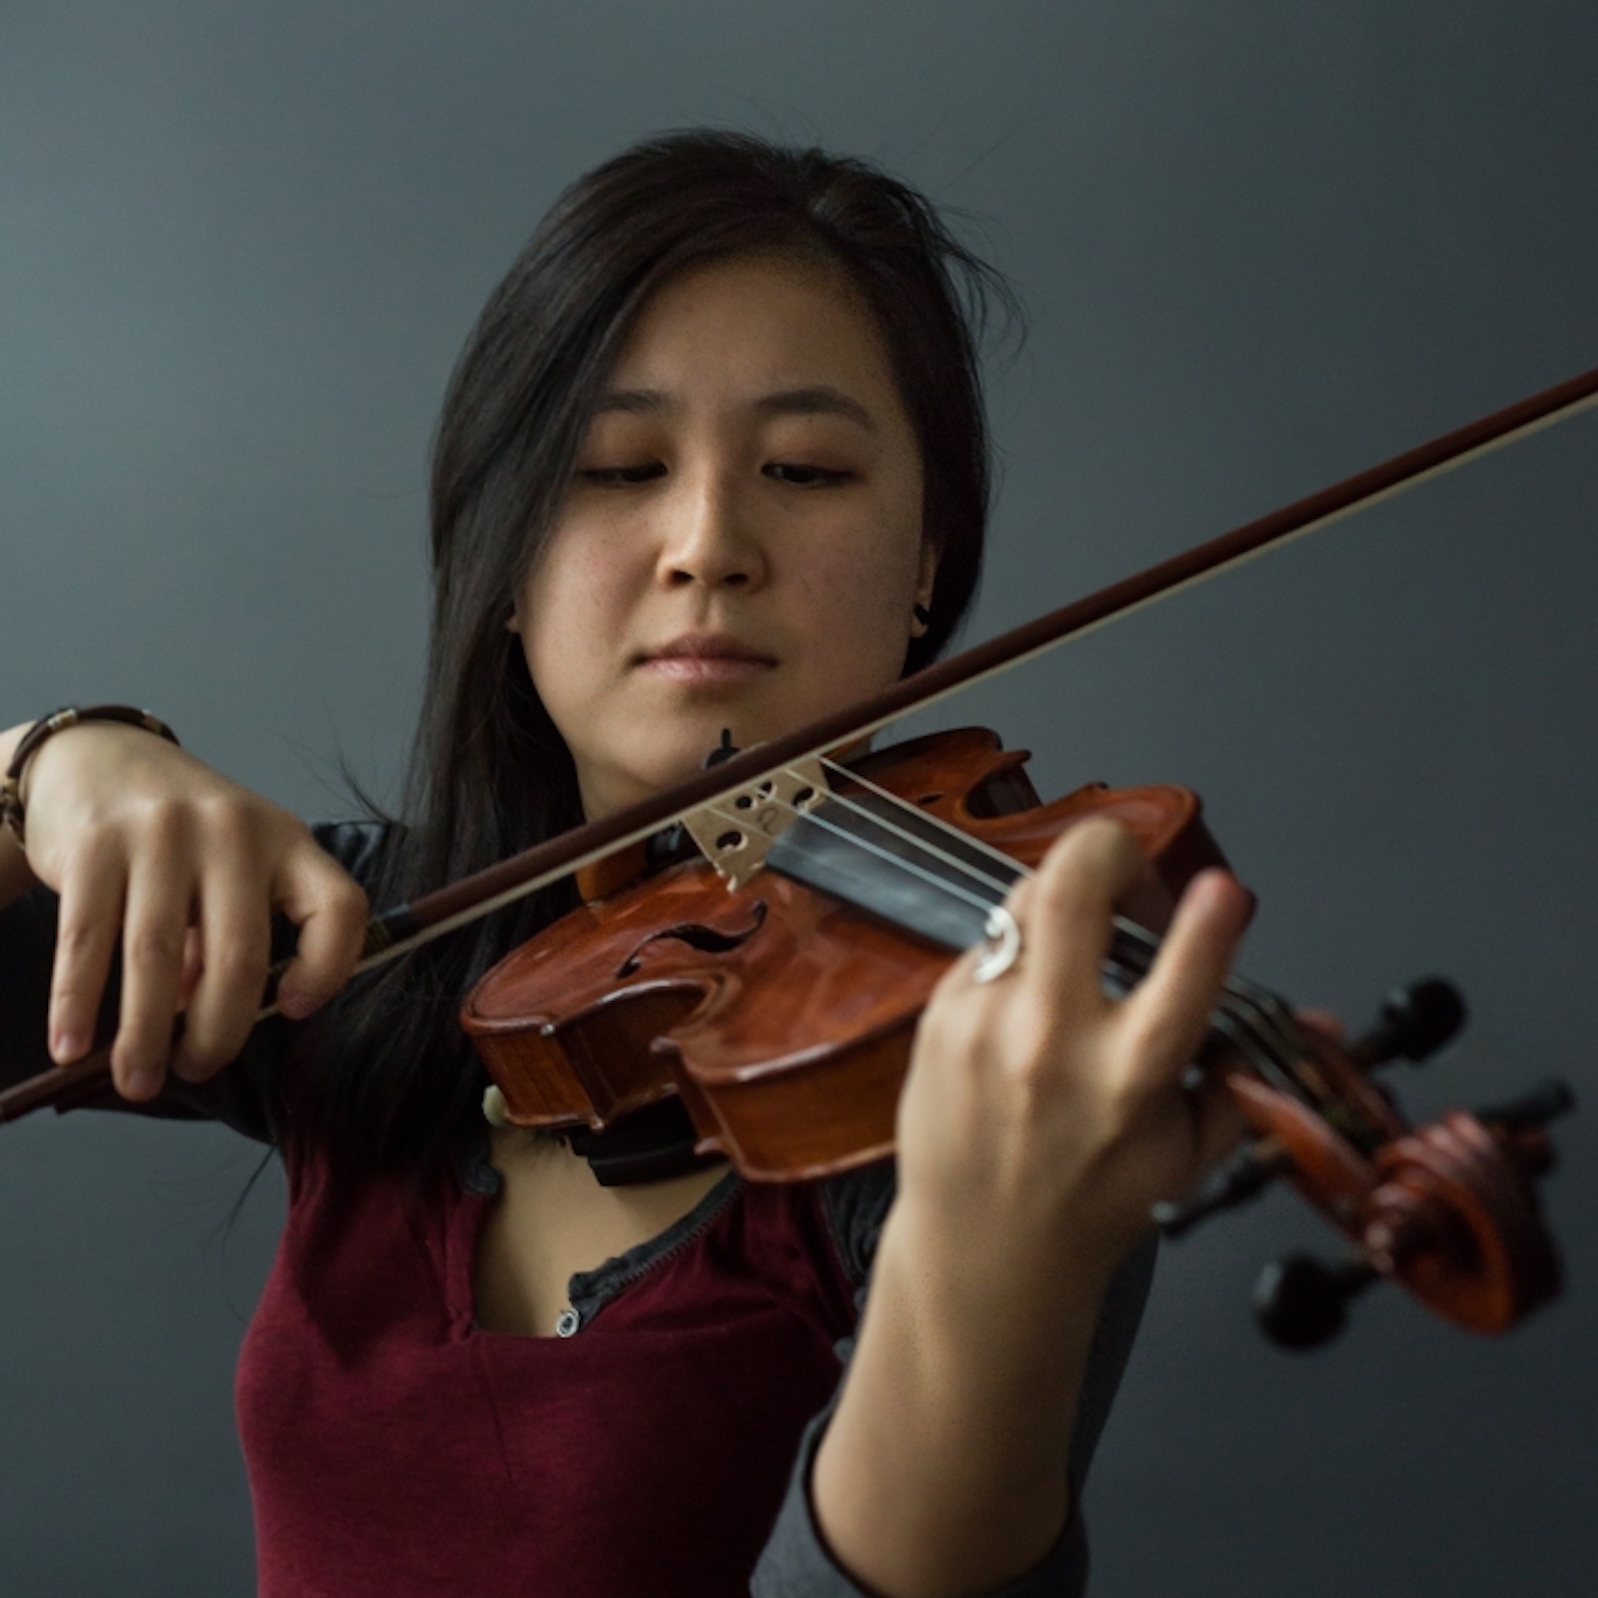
(297, 130, 1015, 1177)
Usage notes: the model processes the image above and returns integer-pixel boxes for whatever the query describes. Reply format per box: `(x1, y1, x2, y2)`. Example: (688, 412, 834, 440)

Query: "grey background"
(2, 2, 1595, 1593)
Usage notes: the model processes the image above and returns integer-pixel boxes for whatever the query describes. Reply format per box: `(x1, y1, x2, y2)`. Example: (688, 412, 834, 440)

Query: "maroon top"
(0, 841, 1145, 1598)
(237, 1140, 859, 1597)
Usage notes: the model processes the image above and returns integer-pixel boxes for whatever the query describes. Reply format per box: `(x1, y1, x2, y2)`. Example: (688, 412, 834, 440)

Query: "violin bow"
(4, 361, 1596, 1124)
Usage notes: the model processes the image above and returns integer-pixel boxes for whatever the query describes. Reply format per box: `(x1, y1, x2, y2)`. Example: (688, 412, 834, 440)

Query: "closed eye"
(579, 462, 667, 486)
(764, 462, 853, 486)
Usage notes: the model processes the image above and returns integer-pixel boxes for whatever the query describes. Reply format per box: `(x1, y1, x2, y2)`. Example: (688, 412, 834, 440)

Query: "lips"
(635, 633, 777, 682)
(642, 633, 774, 663)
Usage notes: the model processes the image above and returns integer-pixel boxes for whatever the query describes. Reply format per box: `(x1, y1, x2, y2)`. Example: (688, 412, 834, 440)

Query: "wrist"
(884, 1156, 1132, 1322)
(875, 1191, 1117, 1366)
(814, 1201, 1093, 1597)
(2, 705, 179, 849)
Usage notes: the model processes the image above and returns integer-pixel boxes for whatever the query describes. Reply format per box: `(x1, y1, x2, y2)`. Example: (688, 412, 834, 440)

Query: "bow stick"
(4, 361, 1596, 1124)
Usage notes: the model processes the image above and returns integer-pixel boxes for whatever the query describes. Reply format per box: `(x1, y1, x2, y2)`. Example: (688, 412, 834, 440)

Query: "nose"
(655, 467, 767, 592)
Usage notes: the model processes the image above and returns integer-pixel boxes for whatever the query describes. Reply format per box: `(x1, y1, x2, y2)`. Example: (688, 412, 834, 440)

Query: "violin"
(5, 361, 1593, 1346)
(461, 724, 1567, 1349)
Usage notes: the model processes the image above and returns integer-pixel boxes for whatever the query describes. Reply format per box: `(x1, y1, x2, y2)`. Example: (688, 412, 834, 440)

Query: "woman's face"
(512, 252, 933, 820)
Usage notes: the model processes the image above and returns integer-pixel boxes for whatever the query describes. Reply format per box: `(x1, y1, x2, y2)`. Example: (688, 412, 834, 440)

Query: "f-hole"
(615, 899, 770, 978)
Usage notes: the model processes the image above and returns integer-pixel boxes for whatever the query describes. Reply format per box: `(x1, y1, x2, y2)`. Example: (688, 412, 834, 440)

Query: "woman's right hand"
(9, 721, 369, 1100)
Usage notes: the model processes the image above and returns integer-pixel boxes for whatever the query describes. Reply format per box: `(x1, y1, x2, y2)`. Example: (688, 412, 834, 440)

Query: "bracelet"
(1, 705, 180, 848)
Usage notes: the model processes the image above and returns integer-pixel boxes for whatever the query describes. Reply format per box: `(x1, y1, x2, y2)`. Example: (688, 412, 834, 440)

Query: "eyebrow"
(592, 388, 670, 416)
(592, 385, 878, 433)
(755, 386, 877, 433)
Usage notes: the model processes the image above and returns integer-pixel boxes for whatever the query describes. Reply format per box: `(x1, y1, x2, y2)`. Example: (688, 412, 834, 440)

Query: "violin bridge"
(680, 757, 831, 890)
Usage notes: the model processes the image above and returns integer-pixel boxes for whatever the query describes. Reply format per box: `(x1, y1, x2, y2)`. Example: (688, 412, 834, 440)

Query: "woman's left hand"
(894, 814, 1255, 1296)
(814, 817, 1256, 1598)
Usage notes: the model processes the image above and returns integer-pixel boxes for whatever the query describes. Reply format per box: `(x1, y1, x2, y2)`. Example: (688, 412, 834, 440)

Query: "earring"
(910, 603, 932, 638)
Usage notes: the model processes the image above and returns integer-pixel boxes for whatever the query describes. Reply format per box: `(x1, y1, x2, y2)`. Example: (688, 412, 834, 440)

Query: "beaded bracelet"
(1, 705, 180, 847)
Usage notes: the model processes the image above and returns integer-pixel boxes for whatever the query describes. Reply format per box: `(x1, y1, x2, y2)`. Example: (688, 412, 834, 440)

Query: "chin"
(615, 739, 731, 811)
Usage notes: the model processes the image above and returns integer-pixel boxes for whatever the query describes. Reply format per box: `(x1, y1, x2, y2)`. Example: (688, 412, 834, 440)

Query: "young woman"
(0, 132, 1250, 1597)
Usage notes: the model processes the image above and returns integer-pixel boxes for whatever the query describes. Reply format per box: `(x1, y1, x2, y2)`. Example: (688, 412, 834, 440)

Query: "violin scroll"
(1159, 979, 1572, 1347)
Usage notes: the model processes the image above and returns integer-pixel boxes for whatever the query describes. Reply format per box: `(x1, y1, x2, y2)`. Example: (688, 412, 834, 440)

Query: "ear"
(504, 598, 522, 635)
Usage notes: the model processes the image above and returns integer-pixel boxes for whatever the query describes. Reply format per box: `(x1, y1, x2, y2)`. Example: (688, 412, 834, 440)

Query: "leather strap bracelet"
(2, 705, 180, 848)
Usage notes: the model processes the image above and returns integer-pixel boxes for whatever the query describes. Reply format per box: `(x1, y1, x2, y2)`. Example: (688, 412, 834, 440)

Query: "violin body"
(461, 727, 1225, 1180)
(462, 725, 1567, 1343)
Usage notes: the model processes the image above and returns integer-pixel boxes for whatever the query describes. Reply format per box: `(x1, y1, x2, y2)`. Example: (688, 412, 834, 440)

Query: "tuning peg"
(1346, 977, 1467, 1072)
(1153, 1137, 1289, 1238)
(1253, 1252, 1379, 1350)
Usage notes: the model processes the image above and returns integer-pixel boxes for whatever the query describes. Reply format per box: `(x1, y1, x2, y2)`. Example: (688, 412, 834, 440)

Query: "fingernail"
(276, 982, 308, 1020)
(52, 1027, 87, 1062)
(126, 1064, 163, 1100)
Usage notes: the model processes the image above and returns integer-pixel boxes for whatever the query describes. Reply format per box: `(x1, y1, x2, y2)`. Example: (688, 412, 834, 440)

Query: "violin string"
(695, 752, 1030, 920)
(717, 762, 1318, 1103)
(816, 755, 1045, 887)
(706, 764, 1161, 978)
(698, 785, 1014, 924)
(730, 764, 1170, 981)
(800, 766, 1289, 1043)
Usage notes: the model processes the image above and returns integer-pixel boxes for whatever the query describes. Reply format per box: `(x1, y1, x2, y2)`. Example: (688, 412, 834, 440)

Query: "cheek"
(794, 523, 926, 676)
(801, 549, 908, 621)
(517, 538, 622, 715)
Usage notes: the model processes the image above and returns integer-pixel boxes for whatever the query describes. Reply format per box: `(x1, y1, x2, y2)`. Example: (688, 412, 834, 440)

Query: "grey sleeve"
(752, 1159, 1157, 1597)
(0, 818, 388, 1144)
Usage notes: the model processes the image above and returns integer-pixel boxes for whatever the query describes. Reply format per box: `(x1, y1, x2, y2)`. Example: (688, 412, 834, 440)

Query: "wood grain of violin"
(463, 726, 1567, 1342)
